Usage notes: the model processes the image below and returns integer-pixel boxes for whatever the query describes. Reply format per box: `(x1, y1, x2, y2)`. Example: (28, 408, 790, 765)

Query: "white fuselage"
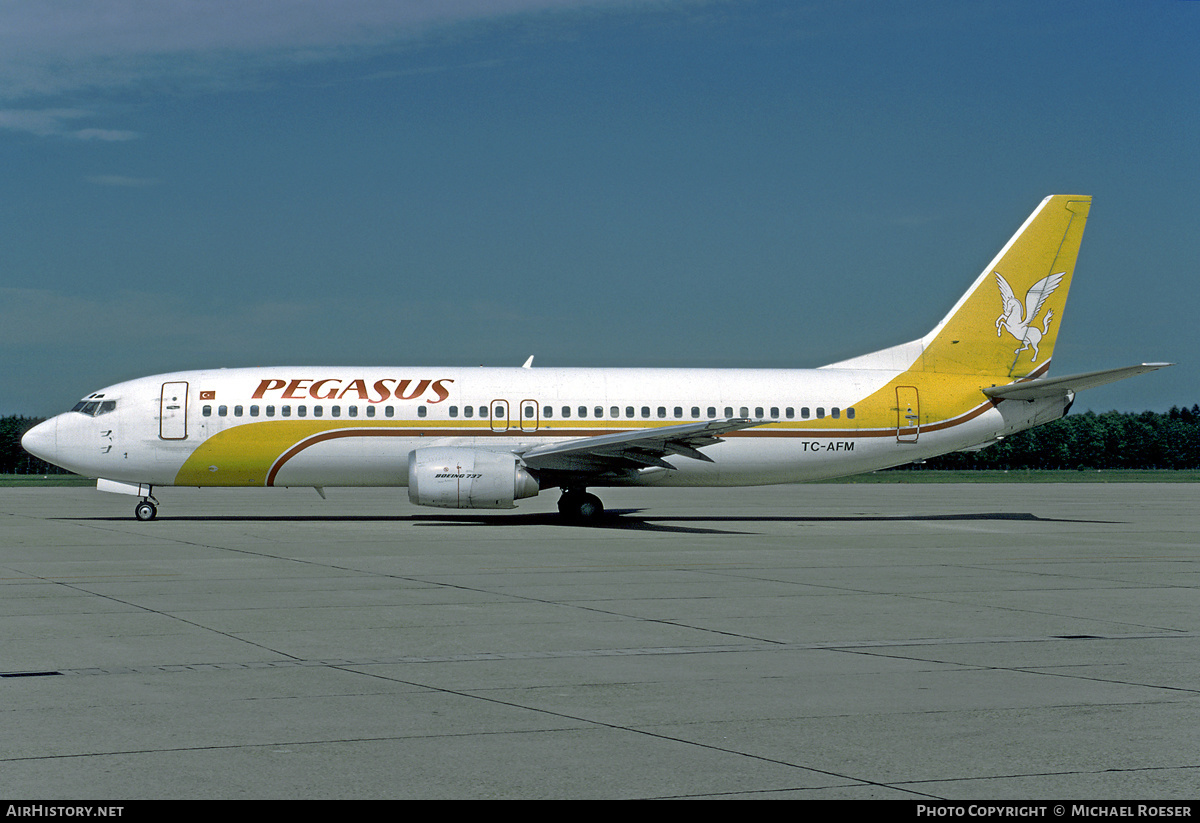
(27, 365, 1067, 492)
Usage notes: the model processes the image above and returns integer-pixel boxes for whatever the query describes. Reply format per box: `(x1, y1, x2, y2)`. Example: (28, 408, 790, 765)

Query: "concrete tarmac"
(1, 482, 1197, 799)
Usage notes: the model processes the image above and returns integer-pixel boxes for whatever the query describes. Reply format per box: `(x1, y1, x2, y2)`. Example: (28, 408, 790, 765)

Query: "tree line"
(913, 406, 1200, 471)
(0, 416, 72, 474)
(2, 407, 1199, 475)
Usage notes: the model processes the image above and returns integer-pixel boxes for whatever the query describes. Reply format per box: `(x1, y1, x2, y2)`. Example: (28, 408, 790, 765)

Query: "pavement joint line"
(5, 630, 1191, 678)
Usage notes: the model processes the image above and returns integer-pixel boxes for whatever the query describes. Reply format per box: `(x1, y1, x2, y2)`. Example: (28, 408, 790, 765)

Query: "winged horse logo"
(994, 271, 1064, 364)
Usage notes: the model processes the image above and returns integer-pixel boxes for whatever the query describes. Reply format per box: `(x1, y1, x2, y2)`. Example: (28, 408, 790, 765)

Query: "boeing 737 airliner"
(22, 195, 1169, 521)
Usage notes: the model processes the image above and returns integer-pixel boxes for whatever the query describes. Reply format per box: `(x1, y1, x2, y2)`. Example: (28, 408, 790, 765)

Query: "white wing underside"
(516, 418, 768, 475)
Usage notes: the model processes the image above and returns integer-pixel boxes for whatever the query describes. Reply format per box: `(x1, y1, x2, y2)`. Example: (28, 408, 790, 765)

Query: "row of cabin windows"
(531, 405, 855, 421)
(202, 404, 425, 419)
(202, 404, 856, 422)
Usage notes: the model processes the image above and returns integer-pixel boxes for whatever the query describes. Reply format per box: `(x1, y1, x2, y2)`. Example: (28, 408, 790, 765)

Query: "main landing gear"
(557, 488, 605, 521)
(134, 494, 159, 521)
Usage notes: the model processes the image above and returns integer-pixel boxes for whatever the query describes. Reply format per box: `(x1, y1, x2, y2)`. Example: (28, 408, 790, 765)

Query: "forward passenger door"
(160, 382, 189, 440)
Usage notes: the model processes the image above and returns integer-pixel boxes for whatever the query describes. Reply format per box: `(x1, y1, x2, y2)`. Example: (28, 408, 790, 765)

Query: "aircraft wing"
(518, 418, 767, 475)
(982, 363, 1172, 401)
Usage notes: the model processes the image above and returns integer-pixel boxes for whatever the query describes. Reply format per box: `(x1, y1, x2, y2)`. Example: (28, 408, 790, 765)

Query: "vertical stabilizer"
(919, 195, 1091, 379)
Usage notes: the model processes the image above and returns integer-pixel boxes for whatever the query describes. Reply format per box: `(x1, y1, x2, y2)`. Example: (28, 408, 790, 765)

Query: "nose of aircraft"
(20, 416, 59, 464)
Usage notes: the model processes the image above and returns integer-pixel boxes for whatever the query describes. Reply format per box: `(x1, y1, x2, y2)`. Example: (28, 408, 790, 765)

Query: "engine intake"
(408, 447, 540, 509)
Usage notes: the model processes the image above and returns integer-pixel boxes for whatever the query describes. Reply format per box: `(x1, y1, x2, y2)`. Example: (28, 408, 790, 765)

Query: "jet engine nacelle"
(407, 447, 540, 509)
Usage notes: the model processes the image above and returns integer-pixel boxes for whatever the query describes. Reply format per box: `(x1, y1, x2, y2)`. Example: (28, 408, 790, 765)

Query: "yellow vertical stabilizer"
(919, 194, 1091, 380)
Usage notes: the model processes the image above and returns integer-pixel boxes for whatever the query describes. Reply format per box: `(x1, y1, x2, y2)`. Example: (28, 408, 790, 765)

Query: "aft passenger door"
(160, 382, 189, 440)
(896, 386, 919, 443)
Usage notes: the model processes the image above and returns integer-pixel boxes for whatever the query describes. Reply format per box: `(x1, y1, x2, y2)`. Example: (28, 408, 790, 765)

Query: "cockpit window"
(73, 399, 118, 417)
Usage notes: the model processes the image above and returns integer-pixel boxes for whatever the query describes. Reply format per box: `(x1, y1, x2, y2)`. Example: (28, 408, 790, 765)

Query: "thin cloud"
(0, 108, 90, 136)
(0, 0, 648, 102)
(75, 128, 140, 142)
(0, 108, 140, 140)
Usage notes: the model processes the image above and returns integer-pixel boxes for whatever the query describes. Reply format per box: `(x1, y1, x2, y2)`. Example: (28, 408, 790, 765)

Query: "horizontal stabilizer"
(982, 363, 1172, 401)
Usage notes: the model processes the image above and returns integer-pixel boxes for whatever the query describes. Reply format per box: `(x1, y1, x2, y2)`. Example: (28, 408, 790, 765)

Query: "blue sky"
(1, 0, 1196, 416)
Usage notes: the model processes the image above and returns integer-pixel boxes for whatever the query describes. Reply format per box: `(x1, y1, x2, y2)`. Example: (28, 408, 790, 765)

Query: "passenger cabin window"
(417, 406, 427, 418)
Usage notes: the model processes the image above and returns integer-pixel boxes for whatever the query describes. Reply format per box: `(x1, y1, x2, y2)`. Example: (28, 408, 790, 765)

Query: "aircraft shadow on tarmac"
(75, 510, 1118, 536)
(411, 510, 1118, 535)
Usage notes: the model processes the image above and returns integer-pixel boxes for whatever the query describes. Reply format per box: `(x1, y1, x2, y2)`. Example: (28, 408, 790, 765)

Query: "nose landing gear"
(134, 495, 159, 521)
